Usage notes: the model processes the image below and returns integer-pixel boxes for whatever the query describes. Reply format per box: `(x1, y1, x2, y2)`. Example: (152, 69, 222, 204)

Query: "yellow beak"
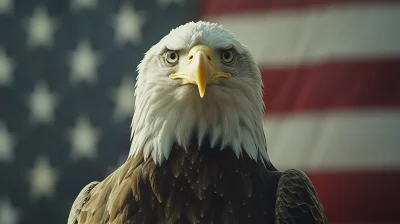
(187, 46, 212, 97)
(169, 45, 231, 98)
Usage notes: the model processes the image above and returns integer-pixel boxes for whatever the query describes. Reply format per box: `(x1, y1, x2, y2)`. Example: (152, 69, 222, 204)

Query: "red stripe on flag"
(200, 0, 400, 16)
(261, 59, 400, 114)
(308, 171, 400, 222)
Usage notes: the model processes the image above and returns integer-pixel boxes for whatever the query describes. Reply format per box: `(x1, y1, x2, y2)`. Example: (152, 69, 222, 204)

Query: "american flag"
(0, 0, 399, 223)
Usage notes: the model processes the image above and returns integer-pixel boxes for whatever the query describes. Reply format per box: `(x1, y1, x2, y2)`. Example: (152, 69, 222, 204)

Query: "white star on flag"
(113, 2, 145, 45)
(26, 5, 56, 48)
(28, 156, 59, 200)
(0, 123, 15, 163)
(68, 116, 101, 160)
(28, 81, 58, 124)
(0, 47, 14, 86)
(0, 0, 13, 15)
(71, 0, 98, 11)
(112, 74, 136, 121)
(0, 198, 20, 224)
(69, 40, 101, 85)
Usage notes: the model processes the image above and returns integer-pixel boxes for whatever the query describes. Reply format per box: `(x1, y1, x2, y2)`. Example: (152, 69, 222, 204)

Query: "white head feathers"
(129, 21, 269, 165)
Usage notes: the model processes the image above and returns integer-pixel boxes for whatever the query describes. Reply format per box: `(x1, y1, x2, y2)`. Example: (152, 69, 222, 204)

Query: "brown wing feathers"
(68, 181, 99, 224)
(275, 168, 328, 223)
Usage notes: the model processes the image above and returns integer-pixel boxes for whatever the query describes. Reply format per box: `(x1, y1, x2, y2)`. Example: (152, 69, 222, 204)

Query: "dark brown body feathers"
(72, 140, 282, 224)
(70, 139, 327, 224)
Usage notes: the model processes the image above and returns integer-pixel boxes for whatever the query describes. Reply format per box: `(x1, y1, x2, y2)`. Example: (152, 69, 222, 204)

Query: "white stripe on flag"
(263, 110, 400, 171)
(205, 3, 400, 67)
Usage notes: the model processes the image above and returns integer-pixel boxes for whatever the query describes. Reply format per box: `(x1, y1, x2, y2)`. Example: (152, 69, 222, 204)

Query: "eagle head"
(129, 21, 269, 165)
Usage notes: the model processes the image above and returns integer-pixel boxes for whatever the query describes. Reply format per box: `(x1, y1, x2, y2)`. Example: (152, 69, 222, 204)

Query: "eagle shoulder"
(275, 168, 328, 223)
(68, 181, 99, 224)
(68, 153, 146, 224)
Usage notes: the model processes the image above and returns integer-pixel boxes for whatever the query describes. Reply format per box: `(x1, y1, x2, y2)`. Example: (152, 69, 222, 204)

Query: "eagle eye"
(221, 50, 234, 64)
(165, 50, 179, 65)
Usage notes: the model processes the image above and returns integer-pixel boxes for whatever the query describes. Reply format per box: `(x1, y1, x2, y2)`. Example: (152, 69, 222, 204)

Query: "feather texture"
(129, 21, 267, 165)
(68, 181, 99, 224)
(69, 139, 284, 224)
(275, 169, 328, 223)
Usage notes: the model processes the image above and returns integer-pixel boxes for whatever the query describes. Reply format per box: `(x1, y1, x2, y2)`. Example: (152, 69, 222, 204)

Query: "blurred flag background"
(0, 0, 399, 223)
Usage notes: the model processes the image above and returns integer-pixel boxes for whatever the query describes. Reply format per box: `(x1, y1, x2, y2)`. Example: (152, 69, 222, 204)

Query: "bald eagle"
(68, 21, 327, 224)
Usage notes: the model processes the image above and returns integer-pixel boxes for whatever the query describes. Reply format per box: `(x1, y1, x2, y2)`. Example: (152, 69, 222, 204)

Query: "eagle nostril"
(189, 55, 193, 60)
